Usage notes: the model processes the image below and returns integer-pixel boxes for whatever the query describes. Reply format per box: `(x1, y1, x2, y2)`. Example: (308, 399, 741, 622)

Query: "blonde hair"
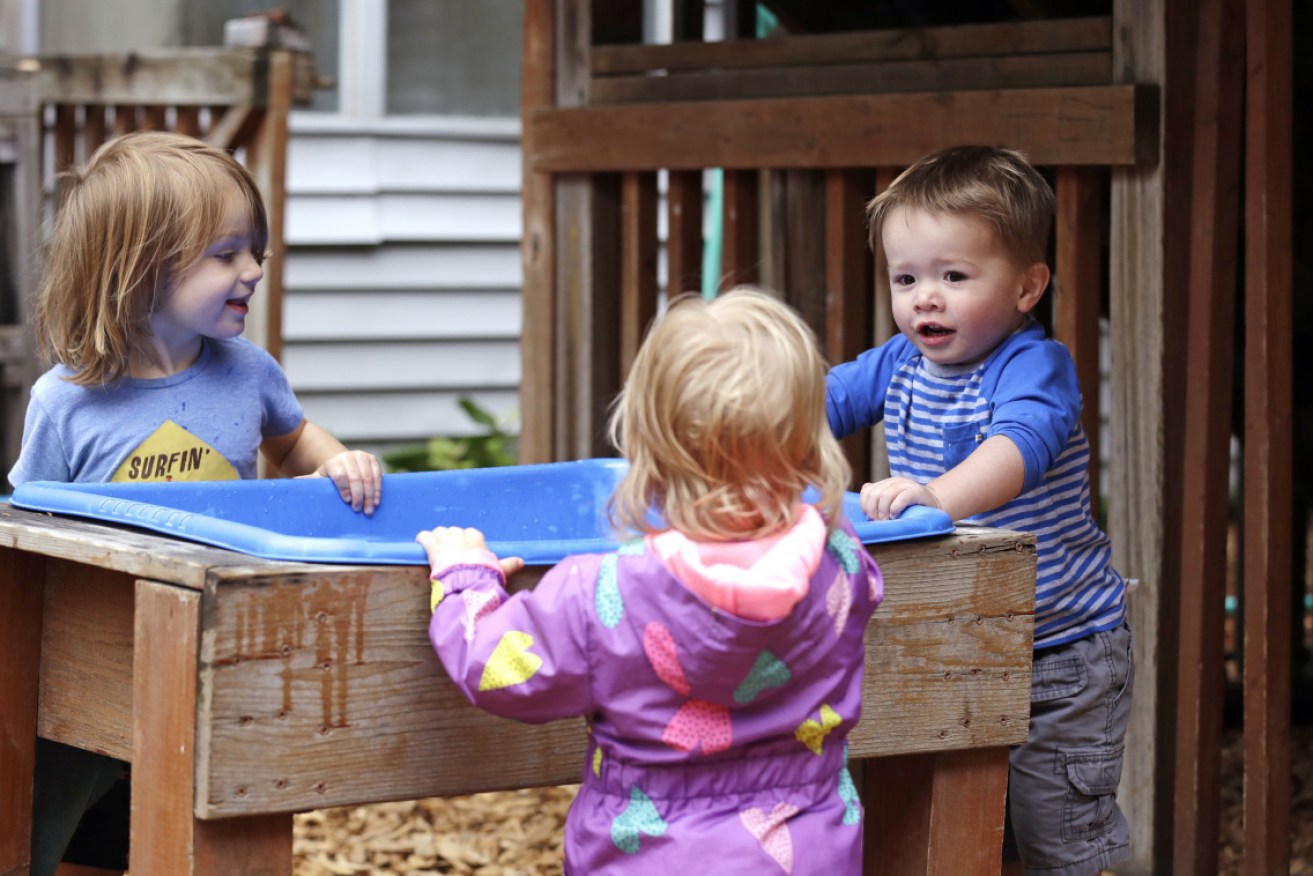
(608, 287, 851, 542)
(866, 144, 1055, 267)
(35, 131, 269, 386)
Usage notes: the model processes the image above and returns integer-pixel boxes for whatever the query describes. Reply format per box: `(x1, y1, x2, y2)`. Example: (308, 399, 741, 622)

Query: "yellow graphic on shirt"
(111, 420, 239, 482)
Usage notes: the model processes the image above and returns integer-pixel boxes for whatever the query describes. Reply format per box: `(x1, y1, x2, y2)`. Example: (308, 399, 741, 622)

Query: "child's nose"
(913, 283, 943, 310)
(241, 253, 264, 284)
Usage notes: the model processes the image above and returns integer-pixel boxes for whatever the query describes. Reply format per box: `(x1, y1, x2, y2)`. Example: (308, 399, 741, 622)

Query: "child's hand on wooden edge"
(416, 525, 525, 579)
(305, 450, 383, 515)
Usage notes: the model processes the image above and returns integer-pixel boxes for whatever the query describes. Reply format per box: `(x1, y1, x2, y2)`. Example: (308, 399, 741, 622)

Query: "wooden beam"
(592, 16, 1113, 75)
(1174, 0, 1244, 871)
(530, 85, 1158, 172)
(1241, 0, 1293, 871)
(590, 52, 1113, 105)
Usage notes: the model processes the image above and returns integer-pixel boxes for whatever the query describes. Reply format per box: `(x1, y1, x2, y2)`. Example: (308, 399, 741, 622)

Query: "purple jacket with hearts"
(427, 508, 883, 875)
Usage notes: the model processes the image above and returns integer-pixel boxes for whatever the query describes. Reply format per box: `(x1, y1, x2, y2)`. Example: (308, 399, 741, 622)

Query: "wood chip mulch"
(290, 725, 1313, 875)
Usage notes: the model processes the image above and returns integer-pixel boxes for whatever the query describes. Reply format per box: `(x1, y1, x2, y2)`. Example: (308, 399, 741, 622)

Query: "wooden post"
(619, 170, 658, 376)
(1109, 0, 1196, 871)
(519, 0, 558, 464)
(130, 580, 291, 876)
(1241, 0, 1293, 871)
(825, 168, 873, 485)
(0, 549, 44, 874)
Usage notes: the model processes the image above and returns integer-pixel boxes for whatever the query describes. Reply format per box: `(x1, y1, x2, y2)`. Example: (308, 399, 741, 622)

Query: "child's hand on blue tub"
(859, 476, 943, 522)
(417, 526, 526, 580)
(307, 449, 384, 516)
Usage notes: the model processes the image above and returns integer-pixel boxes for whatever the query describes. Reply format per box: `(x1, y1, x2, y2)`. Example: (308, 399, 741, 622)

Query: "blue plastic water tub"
(8, 458, 953, 565)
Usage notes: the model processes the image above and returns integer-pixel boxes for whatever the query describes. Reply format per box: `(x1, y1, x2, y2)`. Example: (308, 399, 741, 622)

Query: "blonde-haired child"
(418, 288, 883, 874)
(10, 130, 382, 875)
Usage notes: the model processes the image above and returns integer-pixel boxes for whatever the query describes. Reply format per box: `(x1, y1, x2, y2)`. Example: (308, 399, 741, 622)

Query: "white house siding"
(280, 120, 523, 456)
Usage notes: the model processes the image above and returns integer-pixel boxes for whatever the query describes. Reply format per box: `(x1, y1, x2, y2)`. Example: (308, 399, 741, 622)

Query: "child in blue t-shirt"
(9, 131, 383, 876)
(826, 145, 1132, 876)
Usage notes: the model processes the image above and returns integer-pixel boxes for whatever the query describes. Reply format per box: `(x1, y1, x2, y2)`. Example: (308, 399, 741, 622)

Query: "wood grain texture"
(1241, 0, 1294, 870)
(192, 527, 1032, 818)
(591, 16, 1112, 75)
(529, 85, 1155, 172)
(0, 547, 44, 874)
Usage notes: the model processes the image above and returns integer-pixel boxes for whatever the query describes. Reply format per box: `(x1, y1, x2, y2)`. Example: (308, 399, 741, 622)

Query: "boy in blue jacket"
(826, 145, 1132, 876)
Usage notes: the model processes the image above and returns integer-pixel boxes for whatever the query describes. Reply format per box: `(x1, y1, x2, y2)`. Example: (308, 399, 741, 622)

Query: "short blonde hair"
(608, 287, 851, 541)
(866, 144, 1055, 267)
(35, 131, 269, 385)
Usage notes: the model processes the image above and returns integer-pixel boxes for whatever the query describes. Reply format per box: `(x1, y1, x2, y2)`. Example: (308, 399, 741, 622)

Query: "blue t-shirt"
(826, 319, 1126, 648)
(8, 337, 304, 488)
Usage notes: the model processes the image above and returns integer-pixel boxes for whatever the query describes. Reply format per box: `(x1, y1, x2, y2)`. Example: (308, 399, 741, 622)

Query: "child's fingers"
(499, 556, 526, 577)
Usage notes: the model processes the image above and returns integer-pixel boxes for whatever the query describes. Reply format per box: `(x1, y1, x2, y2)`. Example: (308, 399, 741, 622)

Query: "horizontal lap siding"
(282, 127, 523, 447)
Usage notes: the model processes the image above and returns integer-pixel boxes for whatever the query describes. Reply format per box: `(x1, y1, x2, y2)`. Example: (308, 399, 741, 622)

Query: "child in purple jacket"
(417, 287, 883, 875)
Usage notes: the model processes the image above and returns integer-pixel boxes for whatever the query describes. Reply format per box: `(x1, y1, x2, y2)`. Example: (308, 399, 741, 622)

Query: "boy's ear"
(1016, 262, 1050, 314)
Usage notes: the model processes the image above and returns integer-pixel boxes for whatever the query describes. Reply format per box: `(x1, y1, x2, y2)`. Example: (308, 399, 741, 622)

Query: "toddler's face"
(883, 207, 1046, 367)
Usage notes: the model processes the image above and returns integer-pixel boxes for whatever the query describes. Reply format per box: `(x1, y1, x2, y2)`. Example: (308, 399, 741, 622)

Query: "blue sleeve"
(985, 338, 1082, 492)
(7, 390, 71, 488)
(428, 555, 597, 723)
(248, 342, 304, 439)
(825, 335, 915, 438)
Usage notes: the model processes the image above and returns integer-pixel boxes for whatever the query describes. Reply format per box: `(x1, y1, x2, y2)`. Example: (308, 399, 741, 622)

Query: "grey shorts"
(1003, 621, 1134, 876)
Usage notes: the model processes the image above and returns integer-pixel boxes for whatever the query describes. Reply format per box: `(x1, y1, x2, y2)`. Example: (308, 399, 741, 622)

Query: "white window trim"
(289, 1, 522, 141)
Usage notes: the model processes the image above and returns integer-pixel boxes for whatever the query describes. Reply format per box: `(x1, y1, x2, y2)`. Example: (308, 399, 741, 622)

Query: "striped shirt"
(827, 320, 1125, 648)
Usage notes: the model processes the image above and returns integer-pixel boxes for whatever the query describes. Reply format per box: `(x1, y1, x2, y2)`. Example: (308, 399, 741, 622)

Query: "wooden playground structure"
(0, 1, 1301, 873)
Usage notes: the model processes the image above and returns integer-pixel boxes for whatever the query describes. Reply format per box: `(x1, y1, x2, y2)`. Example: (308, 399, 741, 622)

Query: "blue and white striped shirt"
(826, 319, 1125, 648)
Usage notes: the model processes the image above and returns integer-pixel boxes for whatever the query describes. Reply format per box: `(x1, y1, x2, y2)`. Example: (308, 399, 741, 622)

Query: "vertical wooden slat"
(672, 0, 705, 41)
(142, 104, 167, 130)
(666, 170, 704, 297)
(112, 103, 136, 135)
(520, 0, 558, 464)
(1110, 0, 1197, 870)
(52, 103, 76, 205)
(243, 51, 292, 363)
(83, 104, 107, 154)
(720, 169, 759, 289)
(620, 170, 658, 376)
(1174, 0, 1245, 871)
(1241, 0, 1293, 871)
(131, 581, 291, 875)
(1054, 166, 1105, 505)
(867, 168, 898, 485)
(825, 168, 873, 485)
(0, 549, 44, 874)
(175, 105, 201, 137)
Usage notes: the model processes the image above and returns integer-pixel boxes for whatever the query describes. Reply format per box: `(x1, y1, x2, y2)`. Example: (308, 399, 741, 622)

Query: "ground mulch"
(291, 725, 1313, 875)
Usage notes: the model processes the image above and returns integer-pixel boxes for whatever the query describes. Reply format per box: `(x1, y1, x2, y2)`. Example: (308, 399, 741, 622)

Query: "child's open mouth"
(917, 323, 954, 342)
(227, 298, 250, 315)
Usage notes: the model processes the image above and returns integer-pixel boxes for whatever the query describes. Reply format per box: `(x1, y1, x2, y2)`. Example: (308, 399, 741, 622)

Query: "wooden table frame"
(0, 506, 1034, 875)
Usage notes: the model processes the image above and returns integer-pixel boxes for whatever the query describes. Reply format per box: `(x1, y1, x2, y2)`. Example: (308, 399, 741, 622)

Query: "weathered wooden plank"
(1242, 0, 1294, 871)
(620, 171, 658, 376)
(1174, 0, 1244, 871)
(1054, 166, 1105, 502)
(864, 747, 1011, 876)
(29, 49, 315, 107)
(133, 580, 292, 875)
(0, 504, 291, 588)
(665, 170, 704, 297)
(529, 85, 1157, 172)
(194, 527, 1033, 817)
(592, 16, 1112, 75)
(37, 560, 135, 760)
(720, 169, 759, 288)
(0, 547, 44, 874)
(243, 50, 292, 363)
(591, 51, 1113, 105)
(825, 169, 873, 486)
(1109, 0, 1196, 870)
